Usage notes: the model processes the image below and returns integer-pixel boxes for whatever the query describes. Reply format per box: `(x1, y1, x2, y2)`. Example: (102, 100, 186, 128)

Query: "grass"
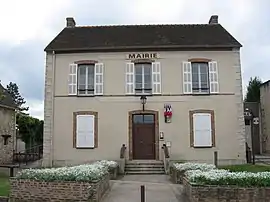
(219, 164, 270, 173)
(0, 173, 9, 196)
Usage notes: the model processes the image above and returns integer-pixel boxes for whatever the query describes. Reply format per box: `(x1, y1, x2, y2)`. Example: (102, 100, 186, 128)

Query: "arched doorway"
(128, 110, 159, 160)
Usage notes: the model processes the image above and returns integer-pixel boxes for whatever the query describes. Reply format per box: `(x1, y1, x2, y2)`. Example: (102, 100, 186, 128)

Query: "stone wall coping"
(10, 177, 104, 184)
(183, 177, 270, 189)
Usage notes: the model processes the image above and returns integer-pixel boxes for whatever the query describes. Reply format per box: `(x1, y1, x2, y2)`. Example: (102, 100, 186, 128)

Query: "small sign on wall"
(159, 132, 164, 140)
(166, 141, 171, 148)
(126, 53, 159, 60)
(164, 104, 172, 123)
(253, 117, 259, 125)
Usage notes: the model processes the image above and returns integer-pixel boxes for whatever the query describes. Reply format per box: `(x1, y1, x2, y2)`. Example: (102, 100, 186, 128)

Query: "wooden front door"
(132, 114, 155, 159)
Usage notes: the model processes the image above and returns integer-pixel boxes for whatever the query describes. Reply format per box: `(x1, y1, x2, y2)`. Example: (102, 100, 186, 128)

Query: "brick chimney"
(66, 17, 76, 28)
(208, 15, 218, 24)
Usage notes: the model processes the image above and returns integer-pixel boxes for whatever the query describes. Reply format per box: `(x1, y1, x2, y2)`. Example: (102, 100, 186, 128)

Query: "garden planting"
(9, 160, 118, 202)
(170, 162, 270, 201)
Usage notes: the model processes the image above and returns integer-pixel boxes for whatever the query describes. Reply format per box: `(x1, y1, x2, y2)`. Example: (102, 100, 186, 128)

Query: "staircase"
(255, 155, 270, 164)
(125, 160, 165, 175)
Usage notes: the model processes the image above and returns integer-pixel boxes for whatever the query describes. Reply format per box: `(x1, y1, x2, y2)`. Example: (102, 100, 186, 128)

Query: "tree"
(244, 77, 262, 102)
(17, 114, 43, 149)
(6, 82, 29, 111)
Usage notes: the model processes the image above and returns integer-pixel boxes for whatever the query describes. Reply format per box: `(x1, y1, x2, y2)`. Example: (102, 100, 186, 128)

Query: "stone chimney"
(208, 15, 218, 24)
(66, 17, 76, 28)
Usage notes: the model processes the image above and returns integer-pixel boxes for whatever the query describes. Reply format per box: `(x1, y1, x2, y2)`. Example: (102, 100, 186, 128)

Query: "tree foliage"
(244, 77, 262, 102)
(17, 114, 43, 148)
(6, 82, 29, 111)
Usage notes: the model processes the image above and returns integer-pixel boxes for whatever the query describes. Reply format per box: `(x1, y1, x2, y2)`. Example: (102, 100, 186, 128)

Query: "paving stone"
(102, 175, 184, 202)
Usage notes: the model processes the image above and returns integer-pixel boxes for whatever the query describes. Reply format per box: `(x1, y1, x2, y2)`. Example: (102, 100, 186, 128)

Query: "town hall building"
(42, 15, 246, 167)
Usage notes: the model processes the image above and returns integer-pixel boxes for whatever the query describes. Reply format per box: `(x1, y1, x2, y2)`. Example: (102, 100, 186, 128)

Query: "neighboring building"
(0, 84, 16, 164)
(15, 131, 25, 153)
(243, 102, 261, 154)
(43, 15, 246, 167)
(260, 80, 270, 153)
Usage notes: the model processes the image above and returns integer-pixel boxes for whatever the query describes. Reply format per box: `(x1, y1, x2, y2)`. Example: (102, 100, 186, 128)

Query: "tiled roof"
(45, 24, 242, 52)
(0, 84, 16, 109)
(261, 80, 270, 87)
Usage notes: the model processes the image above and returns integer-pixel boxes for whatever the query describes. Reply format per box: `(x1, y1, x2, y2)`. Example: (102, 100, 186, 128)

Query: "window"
(68, 62, 104, 96)
(183, 61, 218, 94)
(78, 64, 95, 95)
(133, 114, 155, 124)
(190, 110, 215, 148)
(135, 63, 152, 94)
(73, 111, 98, 149)
(191, 62, 209, 94)
(126, 62, 161, 95)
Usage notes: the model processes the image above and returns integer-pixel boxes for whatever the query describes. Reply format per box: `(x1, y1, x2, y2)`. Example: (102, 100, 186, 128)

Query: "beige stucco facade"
(42, 49, 246, 167)
(260, 82, 270, 153)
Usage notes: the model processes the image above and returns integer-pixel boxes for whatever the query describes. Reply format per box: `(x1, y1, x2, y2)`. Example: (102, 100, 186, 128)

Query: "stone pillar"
(42, 53, 54, 167)
(233, 48, 246, 163)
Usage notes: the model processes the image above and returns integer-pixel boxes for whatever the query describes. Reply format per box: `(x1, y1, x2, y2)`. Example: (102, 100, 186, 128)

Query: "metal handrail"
(120, 144, 126, 159)
(162, 144, 170, 173)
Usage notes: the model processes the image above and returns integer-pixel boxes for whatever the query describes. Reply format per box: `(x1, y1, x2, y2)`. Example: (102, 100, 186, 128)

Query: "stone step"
(125, 167, 165, 171)
(125, 170, 165, 175)
(125, 164, 164, 168)
(125, 160, 165, 175)
(125, 161, 163, 166)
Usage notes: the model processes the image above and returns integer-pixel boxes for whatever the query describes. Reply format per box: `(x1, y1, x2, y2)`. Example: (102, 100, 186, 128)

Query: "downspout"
(50, 51, 56, 166)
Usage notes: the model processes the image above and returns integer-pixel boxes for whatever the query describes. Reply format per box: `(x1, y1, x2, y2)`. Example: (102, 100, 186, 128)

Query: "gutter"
(0, 104, 16, 110)
(44, 44, 242, 52)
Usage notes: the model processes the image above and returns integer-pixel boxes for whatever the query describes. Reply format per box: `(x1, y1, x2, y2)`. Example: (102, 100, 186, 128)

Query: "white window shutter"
(94, 63, 104, 95)
(193, 113, 212, 147)
(209, 61, 219, 93)
(68, 63, 78, 95)
(152, 62, 161, 94)
(76, 115, 95, 148)
(126, 62, 135, 94)
(183, 62, 192, 94)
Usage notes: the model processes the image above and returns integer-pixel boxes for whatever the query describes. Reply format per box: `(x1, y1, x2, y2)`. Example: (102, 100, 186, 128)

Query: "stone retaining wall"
(109, 167, 118, 180)
(0, 196, 8, 202)
(169, 166, 185, 184)
(9, 174, 110, 202)
(183, 177, 270, 202)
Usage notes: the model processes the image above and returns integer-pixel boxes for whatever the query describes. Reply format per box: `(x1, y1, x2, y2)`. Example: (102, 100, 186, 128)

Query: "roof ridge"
(75, 23, 213, 28)
(45, 22, 242, 52)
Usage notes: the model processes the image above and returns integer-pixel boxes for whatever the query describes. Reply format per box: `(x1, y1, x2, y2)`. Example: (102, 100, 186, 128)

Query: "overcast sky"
(0, 0, 269, 120)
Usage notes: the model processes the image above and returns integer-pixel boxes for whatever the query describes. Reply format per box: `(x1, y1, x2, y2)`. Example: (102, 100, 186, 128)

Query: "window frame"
(189, 109, 215, 148)
(73, 111, 98, 149)
(77, 64, 95, 96)
(134, 62, 152, 95)
(191, 62, 210, 95)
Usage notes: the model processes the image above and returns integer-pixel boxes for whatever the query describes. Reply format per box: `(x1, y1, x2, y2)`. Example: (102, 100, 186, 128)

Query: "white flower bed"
(96, 160, 118, 169)
(185, 169, 270, 187)
(173, 162, 216, 172)
(15, 160, 118, 182)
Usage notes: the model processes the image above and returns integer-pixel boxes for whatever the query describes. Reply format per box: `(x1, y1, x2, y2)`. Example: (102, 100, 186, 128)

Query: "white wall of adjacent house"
(43, 50, 246, 166)
(15, 137, 25, 152)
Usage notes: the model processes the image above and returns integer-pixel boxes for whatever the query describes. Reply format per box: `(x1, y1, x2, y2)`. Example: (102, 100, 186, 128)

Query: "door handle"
(140, 141, 143, 144)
